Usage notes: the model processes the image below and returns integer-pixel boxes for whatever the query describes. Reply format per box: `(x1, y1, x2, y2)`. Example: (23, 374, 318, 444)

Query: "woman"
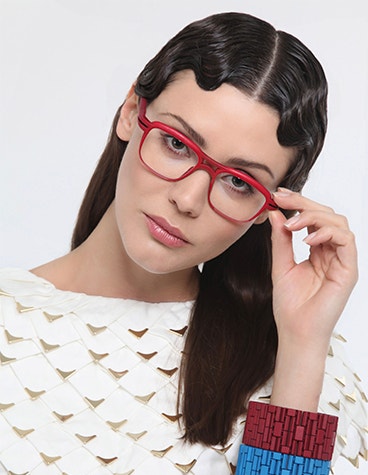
(0, 11, 366, 475)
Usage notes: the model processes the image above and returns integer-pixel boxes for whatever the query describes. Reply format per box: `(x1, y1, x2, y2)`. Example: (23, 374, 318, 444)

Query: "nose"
(168, 170, 211, 218)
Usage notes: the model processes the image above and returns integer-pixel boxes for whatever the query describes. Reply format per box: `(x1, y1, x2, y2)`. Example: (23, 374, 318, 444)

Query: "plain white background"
(1, 1, 367, 473)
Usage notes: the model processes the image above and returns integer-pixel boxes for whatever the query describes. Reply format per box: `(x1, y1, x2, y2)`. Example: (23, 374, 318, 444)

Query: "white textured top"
(0, 268, 366, 475)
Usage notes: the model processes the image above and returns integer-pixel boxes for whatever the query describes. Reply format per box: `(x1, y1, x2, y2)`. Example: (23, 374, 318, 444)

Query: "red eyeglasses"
(137, 98, 277, 223)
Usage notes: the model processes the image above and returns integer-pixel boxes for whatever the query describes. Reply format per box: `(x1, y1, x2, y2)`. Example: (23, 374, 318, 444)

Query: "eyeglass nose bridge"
(183, 154, 224, 182)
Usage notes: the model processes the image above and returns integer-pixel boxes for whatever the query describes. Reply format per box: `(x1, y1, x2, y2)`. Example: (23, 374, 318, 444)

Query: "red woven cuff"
(243, 401, 338, 460)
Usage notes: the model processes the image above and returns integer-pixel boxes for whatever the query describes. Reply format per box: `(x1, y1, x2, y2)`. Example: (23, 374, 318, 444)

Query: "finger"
(273, 188, 334, 214)
(268, 210, 295, 280)
(304, 225, 357, 265)
(284, 210, 350, 233)
(304, 225, 356, 256)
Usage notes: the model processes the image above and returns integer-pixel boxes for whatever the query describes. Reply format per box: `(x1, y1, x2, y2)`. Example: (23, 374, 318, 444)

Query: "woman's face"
(114, 71, 293, 275)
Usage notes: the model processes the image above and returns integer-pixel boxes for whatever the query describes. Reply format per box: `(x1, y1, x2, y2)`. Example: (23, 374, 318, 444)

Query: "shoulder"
(0, 267, 92, 318)
(0, 267, 193, 320)
(0, 267, 55, 305)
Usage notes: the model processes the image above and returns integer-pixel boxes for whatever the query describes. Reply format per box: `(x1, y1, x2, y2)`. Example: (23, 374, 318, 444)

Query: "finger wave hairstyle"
(72, 12, 328, 446)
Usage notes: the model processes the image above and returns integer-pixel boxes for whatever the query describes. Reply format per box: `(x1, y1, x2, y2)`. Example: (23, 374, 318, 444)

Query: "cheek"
(115, 136, 143, 202)
(202, 220, 254, 261)
(116, 157, 133, 201)
(225, 223, 253, 248)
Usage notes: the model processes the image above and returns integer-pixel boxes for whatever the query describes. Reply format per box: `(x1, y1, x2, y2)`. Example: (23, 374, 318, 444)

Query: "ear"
(116, 83, 139, 141)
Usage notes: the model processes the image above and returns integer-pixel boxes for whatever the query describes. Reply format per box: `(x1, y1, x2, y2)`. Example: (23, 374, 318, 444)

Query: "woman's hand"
(268, 188, 358, 411)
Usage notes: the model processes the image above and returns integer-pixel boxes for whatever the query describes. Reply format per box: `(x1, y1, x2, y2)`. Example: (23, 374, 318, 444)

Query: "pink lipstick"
(145, 214, 189, 248)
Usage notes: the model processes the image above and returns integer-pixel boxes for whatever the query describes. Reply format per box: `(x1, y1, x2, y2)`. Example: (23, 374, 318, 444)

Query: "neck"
(33, 204, 199, 303)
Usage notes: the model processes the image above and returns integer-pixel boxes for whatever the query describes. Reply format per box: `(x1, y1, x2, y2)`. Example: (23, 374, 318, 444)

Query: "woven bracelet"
(235, 445, 331, 475)
(242, 401, 338, 460)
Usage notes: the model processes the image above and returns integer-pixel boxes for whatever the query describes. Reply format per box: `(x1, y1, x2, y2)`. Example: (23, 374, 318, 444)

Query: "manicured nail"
(284, 215, 300, 228)
(303, 232, 317, 244)
(274, 187, 292, 197)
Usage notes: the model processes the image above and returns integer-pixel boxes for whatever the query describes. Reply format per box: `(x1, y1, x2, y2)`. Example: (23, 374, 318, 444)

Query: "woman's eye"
(158, 130, 195, 162)
(229, 175, 251, 191)
(231, 176, 247, 188)
(162, 134, 188, 154)
(221, 174, 255, 195)
(163, 134, 191, 157)
(170, 136, 186, 151)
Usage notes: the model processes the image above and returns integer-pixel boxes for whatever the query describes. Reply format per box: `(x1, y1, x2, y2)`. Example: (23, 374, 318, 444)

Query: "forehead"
(147, 71, 294, 184)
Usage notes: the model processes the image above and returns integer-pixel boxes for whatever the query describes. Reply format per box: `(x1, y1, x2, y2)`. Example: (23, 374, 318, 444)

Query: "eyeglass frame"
(137, 97, 278, 223)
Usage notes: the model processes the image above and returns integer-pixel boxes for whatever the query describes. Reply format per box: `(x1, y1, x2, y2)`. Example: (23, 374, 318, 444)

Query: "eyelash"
(162, 133, 191, 157)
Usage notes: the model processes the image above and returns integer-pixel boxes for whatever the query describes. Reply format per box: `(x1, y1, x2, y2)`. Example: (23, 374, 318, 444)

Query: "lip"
(144, 214, 189, 248)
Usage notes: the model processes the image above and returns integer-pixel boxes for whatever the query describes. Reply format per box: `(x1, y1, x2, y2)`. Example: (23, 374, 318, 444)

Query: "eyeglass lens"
(140, 127, 267, 221)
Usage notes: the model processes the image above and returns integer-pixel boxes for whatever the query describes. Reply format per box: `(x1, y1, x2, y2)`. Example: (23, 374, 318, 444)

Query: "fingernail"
(284, 215, 300, 228)
(303, 232, 317, 244)
(274, 187, 292, 197)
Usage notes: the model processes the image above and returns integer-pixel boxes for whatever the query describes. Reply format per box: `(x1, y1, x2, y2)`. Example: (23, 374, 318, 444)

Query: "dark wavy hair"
(71, 12, 328, 446)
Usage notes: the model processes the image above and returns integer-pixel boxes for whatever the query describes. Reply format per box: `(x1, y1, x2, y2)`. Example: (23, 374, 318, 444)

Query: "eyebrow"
(160, 112, 275, 180)
(161, 112, 206, 148)
(226, 158, 275, 180)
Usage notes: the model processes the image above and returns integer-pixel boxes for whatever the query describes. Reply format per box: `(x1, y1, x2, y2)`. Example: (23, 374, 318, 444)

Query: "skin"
(33, 70, 358, 413)
(114, 72, 292, 278)
(269, 191, 358, 410)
